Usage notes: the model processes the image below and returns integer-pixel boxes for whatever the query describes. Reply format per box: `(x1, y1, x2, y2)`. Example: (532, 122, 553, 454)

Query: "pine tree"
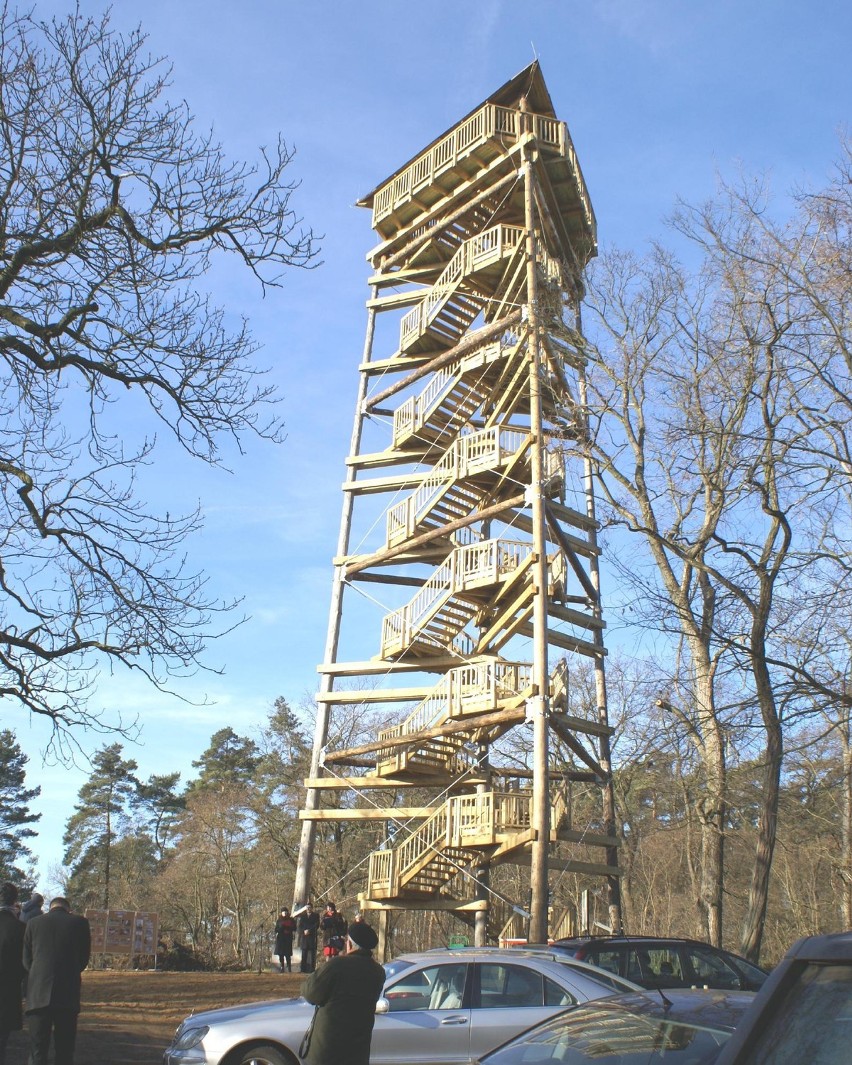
(63, 744, 139, 908)
(0, 730, 41, 881)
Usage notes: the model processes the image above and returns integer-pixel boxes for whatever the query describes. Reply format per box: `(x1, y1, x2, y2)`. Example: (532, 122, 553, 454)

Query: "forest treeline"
(2, 665, 848, 970)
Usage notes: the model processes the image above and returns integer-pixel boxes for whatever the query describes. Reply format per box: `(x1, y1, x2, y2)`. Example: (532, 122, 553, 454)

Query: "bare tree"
(0, 9, 316, 748)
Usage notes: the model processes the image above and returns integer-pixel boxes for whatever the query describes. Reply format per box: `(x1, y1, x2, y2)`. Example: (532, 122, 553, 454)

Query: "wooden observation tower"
(294, 62, 621, 947)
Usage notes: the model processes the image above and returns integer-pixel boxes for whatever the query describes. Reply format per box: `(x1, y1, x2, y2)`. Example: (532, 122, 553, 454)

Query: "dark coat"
(0, 909, 24, 1032)
(274, 915, 297, 956)
(301, 949, 385, 1065)
(23, 908, 91, 1012)
(297, 909, 320, 944)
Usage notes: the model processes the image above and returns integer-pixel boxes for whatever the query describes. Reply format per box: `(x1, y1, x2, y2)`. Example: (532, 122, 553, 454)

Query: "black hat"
(348, 921, 378, 951)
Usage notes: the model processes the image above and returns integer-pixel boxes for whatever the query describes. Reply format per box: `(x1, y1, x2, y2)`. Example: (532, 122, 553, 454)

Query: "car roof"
(392, 948, 642, 990)
(783, 929, 852, 961)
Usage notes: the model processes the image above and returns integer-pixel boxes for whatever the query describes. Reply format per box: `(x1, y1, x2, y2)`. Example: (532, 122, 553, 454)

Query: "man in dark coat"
(0, 883, 24, 1065)
(23, 897, 91, 1065)
(297, 902, 320, 973)
(301, 920, 385, 1065)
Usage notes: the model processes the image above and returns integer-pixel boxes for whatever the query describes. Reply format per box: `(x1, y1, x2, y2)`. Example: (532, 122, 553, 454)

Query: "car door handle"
(440, 1015, 468, 1025)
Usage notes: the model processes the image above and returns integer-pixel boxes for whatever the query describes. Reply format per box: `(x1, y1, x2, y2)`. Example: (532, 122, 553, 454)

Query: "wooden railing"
(367, 789, 538, 896)
(399, 224, 524, 350)
(376, 659, 533, 771)
(386, 426, 527, 546)
(392, 332, 522, 447)
(371, 103, 595, 240)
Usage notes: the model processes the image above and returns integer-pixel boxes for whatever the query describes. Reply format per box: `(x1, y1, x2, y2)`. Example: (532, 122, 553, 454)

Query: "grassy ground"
(5, 970, 305, 1065)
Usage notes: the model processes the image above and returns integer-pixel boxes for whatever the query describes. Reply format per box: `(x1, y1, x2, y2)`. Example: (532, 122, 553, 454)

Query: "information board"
(84, 909, 159, 955)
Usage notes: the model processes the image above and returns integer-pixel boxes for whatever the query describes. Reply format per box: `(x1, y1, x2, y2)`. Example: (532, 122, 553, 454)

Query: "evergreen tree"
(135, 772, 185, 861)
(188, 727, 261, 794)
(63, 744, 139, 908)
(0, 730, 41, 881)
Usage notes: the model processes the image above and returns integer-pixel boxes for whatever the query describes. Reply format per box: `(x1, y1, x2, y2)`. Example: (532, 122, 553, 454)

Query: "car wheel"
(235, 1045, 292, 1065)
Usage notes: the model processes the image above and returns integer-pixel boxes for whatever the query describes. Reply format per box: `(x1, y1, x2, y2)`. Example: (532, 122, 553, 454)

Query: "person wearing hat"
(300, 920, 385, 1065)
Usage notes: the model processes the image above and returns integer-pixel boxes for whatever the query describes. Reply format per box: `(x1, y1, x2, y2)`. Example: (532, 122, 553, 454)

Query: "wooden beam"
(299, 807, 431, 821)
(549, 711, 614, 738)
(554, 828, 621, 849)
(364, 311, 523, 412)
(317, 657, 466, 676)
(548, 603, 604, 632)
(358, 897, 488, 912)
(507, 854, 624, 877)
(323, 705, 527, 764)
(315, 687, 431, 704)
(303, 776, 420, 789)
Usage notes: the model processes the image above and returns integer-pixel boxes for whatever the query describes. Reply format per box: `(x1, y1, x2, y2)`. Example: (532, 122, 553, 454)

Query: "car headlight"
(172, 1025, 209, 1051)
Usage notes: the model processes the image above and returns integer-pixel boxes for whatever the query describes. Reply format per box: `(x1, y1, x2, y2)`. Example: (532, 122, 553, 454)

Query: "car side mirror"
(375, 997, 390, 1014)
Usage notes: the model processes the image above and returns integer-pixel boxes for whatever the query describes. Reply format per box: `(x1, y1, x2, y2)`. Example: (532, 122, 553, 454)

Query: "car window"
(625, 948, 654, 983)
(553, 960, 630, 993)
(384, 962, 467, 1012)
(588, 948, 623, 977)
(740, 962, 852, 1065)
(684, 946, 741, 989)
(544, 976, 576, 1007)
(476, 963, 544, 1008)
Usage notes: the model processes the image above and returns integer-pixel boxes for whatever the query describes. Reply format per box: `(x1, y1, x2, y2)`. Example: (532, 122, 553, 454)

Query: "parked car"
(163, 949, 639, 1065)
(548, 935, 768, 992)
(477, 988, 755, 1065)
(714, 930, 852, 1065)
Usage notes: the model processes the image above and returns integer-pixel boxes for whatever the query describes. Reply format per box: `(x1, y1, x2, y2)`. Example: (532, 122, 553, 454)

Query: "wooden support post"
(577, 332, 623, 934)
(522, 122, 551, 947)
(292, 296, 378, 910)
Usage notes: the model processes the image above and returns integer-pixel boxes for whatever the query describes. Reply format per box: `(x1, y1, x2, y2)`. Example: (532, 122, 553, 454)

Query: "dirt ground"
(5, 970, 306, 1065)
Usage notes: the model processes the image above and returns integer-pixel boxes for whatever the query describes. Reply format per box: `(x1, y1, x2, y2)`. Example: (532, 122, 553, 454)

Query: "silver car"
(163, 949, 639, 1065)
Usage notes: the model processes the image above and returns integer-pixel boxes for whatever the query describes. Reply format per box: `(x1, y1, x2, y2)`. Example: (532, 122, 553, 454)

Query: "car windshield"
(483, 1001, 732, 1065)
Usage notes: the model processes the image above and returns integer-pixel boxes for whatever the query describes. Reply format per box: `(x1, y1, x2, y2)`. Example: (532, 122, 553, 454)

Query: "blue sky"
(17, 0, 850, 891)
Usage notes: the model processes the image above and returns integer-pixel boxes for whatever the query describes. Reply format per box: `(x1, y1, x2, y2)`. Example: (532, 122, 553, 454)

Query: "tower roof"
(357, 61, 556, 208)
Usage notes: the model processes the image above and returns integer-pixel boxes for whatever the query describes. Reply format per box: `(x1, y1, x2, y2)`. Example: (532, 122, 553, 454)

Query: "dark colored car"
(477, 988, 755, 1065)
(548, 935, 768, 992)
(714, 930, 852, 1065)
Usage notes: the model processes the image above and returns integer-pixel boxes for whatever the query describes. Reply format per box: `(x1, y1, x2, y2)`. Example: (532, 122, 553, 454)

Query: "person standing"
(0, 883, 24, 1065)
(20, 894, 44, 924)
(274, 907, 297, 973)
(319, 902, 346, 961)
(23, 897, 91, 1065)
(301, 920, 385, 1065)
(297, 903, 320, 974)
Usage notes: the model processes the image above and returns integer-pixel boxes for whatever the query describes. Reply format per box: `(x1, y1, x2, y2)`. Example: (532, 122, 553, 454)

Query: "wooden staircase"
(398, 224, 525, 355)
(379, 537, 566, 659)
(392, 335, 523, 450)
(368, 791, 538, 900)
(386, 427, 561, 548)
(376, 659, 533, 780)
